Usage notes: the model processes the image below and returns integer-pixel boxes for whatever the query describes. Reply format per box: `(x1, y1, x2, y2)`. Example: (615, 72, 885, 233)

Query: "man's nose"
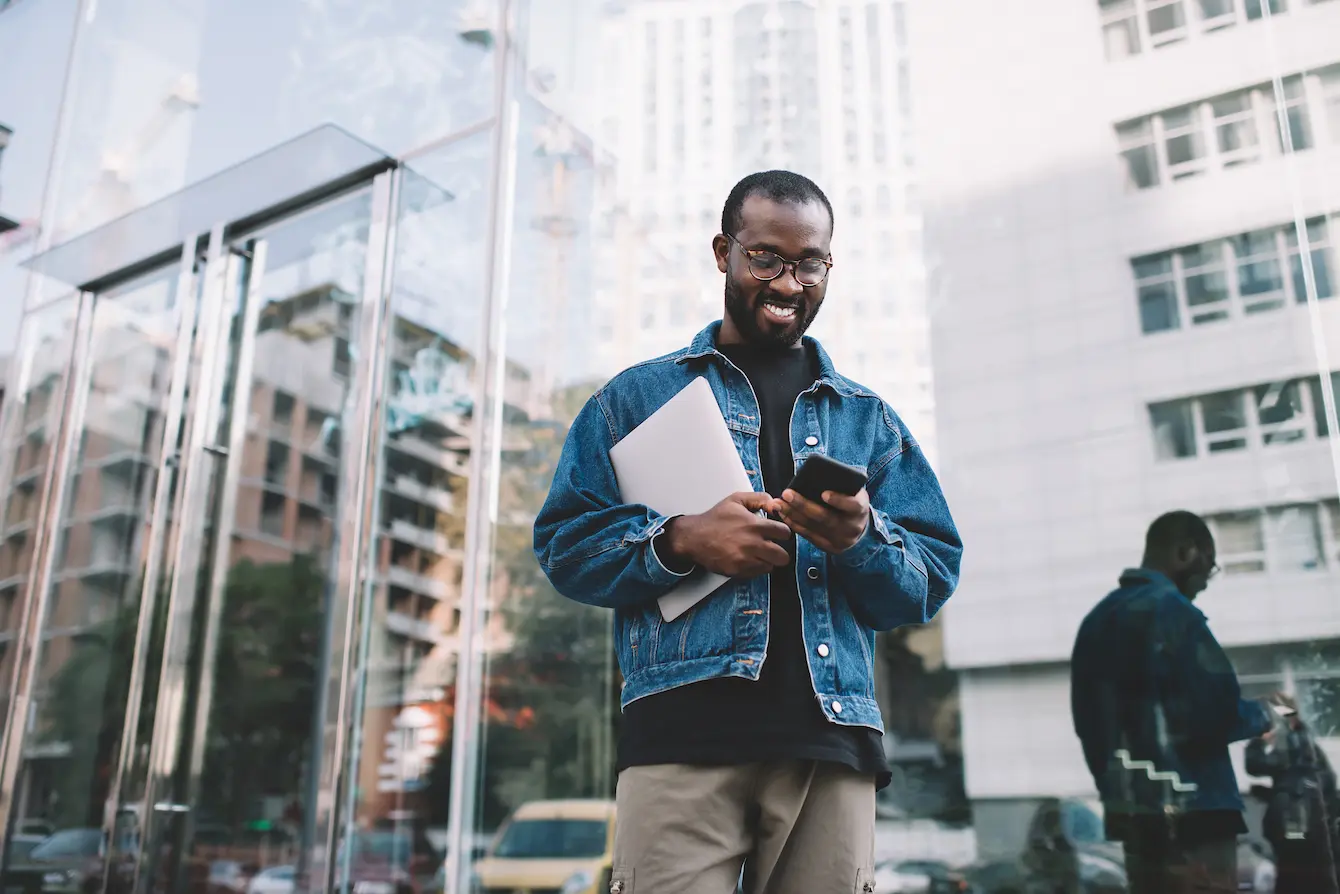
(770, 267, 805, 297)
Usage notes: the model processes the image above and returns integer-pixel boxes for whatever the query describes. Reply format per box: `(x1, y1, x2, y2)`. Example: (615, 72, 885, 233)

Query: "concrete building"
(913, 0, 1340, 856)
(592, 0, 937, 455)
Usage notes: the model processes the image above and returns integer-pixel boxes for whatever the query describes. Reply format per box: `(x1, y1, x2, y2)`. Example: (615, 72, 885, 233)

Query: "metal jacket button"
(831, 700, 843, 714)
(806, 566, 820, 581)
(817, 643, 830, 658)
(804, 435, 819, 446)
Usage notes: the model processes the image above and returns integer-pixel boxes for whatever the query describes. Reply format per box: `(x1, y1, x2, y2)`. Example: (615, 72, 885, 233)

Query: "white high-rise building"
(912, 0, 1340, 856)
(591, 0, 936, 454)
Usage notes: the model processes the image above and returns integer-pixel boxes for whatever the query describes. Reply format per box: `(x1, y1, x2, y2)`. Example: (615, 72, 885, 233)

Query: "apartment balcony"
(387, 475, 454, 513)
(384, 609, 443, 644)
(383, 564, 450, 600)
(386, 519, 452, 556)
(385, 435, 469, 476)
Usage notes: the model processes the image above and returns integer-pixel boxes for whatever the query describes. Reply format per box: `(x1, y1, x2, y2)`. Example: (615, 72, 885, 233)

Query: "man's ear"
(712, 234, 730, 274)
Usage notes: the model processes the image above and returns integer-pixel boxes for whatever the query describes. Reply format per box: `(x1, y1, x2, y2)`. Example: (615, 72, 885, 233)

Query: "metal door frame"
(0, 159, 405, 893)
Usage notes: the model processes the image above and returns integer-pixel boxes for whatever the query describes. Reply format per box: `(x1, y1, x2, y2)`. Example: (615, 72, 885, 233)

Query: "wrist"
(660, 515, 700, 573)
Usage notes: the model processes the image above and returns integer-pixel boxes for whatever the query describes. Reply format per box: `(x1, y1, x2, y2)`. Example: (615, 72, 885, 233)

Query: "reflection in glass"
(8, 268, 179, 891)
(0, 299, 80, 741)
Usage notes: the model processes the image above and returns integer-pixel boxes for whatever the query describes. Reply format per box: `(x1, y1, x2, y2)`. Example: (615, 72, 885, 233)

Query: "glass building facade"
(0, 0, 1337, 893)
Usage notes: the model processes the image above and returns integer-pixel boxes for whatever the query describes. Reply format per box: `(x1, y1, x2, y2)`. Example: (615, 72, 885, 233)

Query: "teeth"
(764, 302, 796, 319)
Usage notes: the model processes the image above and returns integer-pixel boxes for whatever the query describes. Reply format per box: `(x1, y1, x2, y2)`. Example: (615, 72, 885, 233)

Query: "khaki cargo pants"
(609, 761, 876, 894)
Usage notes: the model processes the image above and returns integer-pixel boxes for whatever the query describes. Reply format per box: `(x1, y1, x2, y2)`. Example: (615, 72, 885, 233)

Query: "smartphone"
(787, 455, 868, 503)
(1272, 704, 1297, 717)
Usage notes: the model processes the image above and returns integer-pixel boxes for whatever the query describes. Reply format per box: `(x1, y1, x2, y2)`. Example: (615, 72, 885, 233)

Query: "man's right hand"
(660, 492, 792, 578)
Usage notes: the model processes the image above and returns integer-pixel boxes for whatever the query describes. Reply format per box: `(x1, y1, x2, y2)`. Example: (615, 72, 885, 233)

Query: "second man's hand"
(777, 488, 871, 555)
(661, 491, 792, 578)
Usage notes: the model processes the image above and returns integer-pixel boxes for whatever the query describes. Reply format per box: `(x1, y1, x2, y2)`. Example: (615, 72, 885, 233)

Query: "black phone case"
(788, 455, 868, 502)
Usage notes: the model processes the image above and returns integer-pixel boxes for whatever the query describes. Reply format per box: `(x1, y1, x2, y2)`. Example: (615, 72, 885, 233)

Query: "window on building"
(1253, 380, 1307, 443)
(1245, 0, 1287, 19)
(1150, 399, 1197, 458)
(1134, 253, 1180, 332)
(1306, 372, 1340, 437)
(1287, 217, 1335, 302)
(1180, 240, 1230, 323)
(1266, 504, 1324, 569)
(1270, 76, 1313, 153)
(1147, 0, 1190, 46)
(1201, 389, 1249, 451)
(1198, 0, 1238, 28)
(1101, 0, 1143, 59)
(273, 390, 296, 424)
(1323, 499, 1340, 565)
(1211, 90, 1261, 165)
(1117, 119, 1160, 189)
(1209, 510, 1267, 574)
(1320, 66, 1340, 145)
(1162, 105, 1208, 178)
(1232, 228, 1287, 314)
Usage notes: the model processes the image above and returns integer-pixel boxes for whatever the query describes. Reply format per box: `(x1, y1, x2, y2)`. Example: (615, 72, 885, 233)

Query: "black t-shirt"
(618, 342, 891, 788)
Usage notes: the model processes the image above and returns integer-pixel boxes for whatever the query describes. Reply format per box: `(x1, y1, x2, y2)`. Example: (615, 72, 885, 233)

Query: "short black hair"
(1144, 510, 1213, 560)
(721, 170, 835, 240)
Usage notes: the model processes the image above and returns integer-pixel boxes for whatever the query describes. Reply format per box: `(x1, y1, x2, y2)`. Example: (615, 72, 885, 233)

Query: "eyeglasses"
(726, 234, 833, 287)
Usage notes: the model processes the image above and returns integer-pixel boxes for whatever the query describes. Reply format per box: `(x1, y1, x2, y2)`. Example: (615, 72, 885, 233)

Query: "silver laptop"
(609, 376, 753, 621)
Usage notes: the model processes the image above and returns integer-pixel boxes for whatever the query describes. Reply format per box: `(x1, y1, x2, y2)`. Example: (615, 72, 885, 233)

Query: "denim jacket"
(1071, 569, 1272, 818)
(533, 322, 963, 732)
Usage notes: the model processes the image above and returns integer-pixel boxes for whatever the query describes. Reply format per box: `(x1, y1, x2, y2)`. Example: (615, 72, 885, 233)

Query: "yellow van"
(472, 799, 616, 894)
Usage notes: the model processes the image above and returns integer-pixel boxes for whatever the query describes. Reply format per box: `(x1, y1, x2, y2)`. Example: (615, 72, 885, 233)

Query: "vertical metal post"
(98, 240, 202, 893)
(132, 224, 237, 894)
(311, 167, 401, 894)
(444, 0, 521, 889)
(170, 238, 269, 891)
(0, 289, 96, 856)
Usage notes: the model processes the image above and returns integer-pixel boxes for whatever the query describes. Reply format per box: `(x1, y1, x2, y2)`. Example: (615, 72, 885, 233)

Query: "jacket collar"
(1118, 567, 1205, 618)
(679, 320, 863, 397)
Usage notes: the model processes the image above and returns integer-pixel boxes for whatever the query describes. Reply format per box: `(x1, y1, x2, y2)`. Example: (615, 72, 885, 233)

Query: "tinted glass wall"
(1, 0, 1338, 893)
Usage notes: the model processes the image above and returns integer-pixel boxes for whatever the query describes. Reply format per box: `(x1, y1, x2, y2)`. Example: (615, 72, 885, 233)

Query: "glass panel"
(1233, 229, 1286, 313)
(0, 298, 81, 726)
(1150, 400, 1197, 458)
(23, 125, 391, 290)
(1148, 0, 1190, 43)
(1211, 92, 1259, 161)
(131, 189, 376, 892)
(1201, 389, 1249, 451)
(1198, 0, 1238, 24)
(1266, 504, 1323, 570)
(342, 135, 489, 894)
(1133, 253, 1179, 332)
(1210, 510, 1267, 573)
(1162, 106, 1206, 176)
(1180, 241, 1231, 323)
(7, 267, 181, 873)
(1116, 120, 1157, 185)
(1253, 380, 1305, 444)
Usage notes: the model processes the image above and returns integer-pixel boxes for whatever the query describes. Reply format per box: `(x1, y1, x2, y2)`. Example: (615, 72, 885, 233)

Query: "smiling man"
(533, 171, 962, 894)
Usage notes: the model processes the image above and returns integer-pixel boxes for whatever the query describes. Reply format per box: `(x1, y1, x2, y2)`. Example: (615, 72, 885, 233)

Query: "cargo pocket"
(854, 866, 875, 893)
(609, 867, 634, 894)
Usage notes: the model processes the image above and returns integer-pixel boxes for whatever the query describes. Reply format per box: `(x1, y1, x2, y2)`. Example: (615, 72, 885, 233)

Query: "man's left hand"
(777, 488, 871, 555)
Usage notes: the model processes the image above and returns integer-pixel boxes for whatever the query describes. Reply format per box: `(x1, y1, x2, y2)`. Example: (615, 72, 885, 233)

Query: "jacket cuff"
(645, 515, 697, 585)
(837, 507, 900, 569)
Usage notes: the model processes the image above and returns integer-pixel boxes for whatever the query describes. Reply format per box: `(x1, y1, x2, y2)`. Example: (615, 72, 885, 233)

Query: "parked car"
(874, 858, 959, 893)
(247, 864, 296, 894)
(471, 799, 616, 894)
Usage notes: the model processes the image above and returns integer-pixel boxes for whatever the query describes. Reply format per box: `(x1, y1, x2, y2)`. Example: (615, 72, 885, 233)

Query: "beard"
(723, 276, 822, 348)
